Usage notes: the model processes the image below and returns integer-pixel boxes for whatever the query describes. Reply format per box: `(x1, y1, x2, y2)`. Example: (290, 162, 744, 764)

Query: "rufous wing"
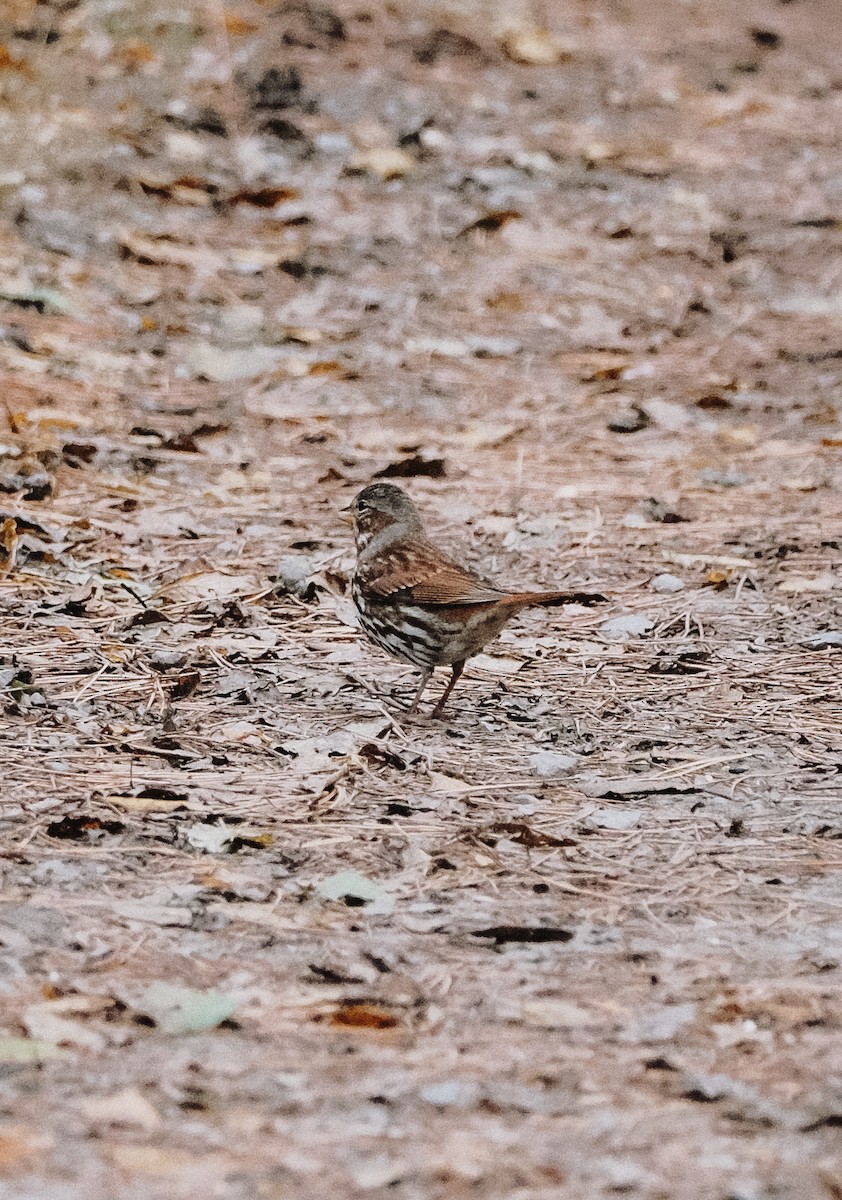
(361, 539, 508, 606)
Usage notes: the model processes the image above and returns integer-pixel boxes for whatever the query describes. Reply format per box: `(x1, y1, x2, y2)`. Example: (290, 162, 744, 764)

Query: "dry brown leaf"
(224, 14, 259, 35)
(0, 517, 18, 578)
(117, 40, 156, 67)
(553, 351, 631, 380)
(330, 1002, 400, 1029)
(0, 45, 33, 76)
(705, 568, 732, 587)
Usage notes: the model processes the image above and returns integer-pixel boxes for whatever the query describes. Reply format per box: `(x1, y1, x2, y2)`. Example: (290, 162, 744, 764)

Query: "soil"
(1, 1, 841, 1197)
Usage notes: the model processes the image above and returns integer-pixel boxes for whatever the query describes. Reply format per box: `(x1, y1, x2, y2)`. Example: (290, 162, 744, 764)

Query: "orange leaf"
(705, 569, 732, 587)
(330, 1003, 399, 1030)
(224, 14, 258, 35)
(119, 39, 156, 66)
(0, 45, 33, 75)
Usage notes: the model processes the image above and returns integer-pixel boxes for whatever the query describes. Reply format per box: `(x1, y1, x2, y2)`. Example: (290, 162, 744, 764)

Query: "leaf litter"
(1, 1, 842, 1198)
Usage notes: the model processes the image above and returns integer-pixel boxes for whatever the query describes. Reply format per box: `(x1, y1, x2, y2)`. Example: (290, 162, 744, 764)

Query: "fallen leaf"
(374, 455, 446, 479)
(135, 982, 238, 1034)
(553, 351, 630, 380)
(664, 551, 753, 569)
(0, 516, 18, 577)
(778, 573, 839, 594)
(0, 1126, 46, 1167)
(224, 13, 258, 35)
(414, 28, 487, 65)
(0, 1037, 68, 1062)
(119, 231, 226, 272)
(184, 340, 285, 382)
(528, 751, 579, 777)
(33, 994, 115, 1017)
(600, 614, 654, 640)
(230, 185, 300, 213)
(456, 423, 523, 449)
(347, 147, 414, 180)
(404, 336, 468, 357)
(108, 1144, 202, 1174)
(80, 1088, 160, 1130)
(500, 28, 573, 65)
(0, 285, 74, 314)
(161, 570, 255, 603)
(607, 405, 650, 433)
(586, 808, 642, 831)
(521, 999, 595, 1028)
(458, 210, 521, 237)
(803, 632, 842, 649)
(651, 573, 685, 593)
(184, 821, 273, 853)
(698, 467, 752, 488)
(0, 45, 34, 76)
(112, 901, 193, 927)
(23, 1006, 106, 1053)
(622, 1003, 697, 1042)
(580, 775, 700, 798)
(318, 870, 384, 904)
(103, 789, 184, 814)
(420, 1079, 480, 1106)
(471, 925, 574, 945)
(705, 568, 732, 587)
(428, 771, 471, 795)
(45, 815, 125, 841)
(470, 654, 524, 675)
(330, 1002, 399, 1029)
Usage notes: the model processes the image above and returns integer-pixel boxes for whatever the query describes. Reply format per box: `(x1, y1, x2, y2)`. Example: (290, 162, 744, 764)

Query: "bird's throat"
(354, 509, 401, 553)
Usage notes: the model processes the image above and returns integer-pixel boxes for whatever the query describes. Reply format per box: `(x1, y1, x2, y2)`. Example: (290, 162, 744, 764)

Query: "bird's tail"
(505, 589, 607, 610)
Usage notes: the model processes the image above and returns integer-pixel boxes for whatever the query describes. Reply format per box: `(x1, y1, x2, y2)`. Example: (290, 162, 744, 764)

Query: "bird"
(346, 482, 605, 718)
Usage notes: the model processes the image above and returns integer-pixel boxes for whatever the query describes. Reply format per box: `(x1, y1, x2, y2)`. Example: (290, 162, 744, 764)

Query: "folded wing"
(360, 539, 509, 606)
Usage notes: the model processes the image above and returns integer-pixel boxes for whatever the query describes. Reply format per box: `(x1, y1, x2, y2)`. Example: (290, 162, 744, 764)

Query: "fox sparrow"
(347, 483, 605, 718)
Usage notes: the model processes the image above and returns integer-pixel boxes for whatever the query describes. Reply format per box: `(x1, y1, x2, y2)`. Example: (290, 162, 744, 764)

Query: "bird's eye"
(357, 499, 369, 512)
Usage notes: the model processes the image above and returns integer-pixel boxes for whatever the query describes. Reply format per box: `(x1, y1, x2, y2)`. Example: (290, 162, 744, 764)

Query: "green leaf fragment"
(0, 1036, 69, 1061)
(137, 982, 238, 1034)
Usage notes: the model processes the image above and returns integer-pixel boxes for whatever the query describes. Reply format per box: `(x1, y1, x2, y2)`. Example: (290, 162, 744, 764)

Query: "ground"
(1, 1, 841, 1197)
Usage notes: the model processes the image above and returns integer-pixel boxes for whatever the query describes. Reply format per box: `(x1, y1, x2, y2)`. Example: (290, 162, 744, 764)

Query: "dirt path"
(1, 1, 841, 1196)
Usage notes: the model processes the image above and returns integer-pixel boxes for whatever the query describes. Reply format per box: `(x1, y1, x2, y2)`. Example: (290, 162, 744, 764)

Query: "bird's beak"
(339, 505, 353, 526)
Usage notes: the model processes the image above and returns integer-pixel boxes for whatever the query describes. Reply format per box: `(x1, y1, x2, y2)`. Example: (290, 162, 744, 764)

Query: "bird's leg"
(407, 669, 433, 714)
(430, 660, 465, 719)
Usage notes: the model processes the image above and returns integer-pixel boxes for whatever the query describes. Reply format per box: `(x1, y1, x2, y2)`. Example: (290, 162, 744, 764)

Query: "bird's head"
(345, 483, 424, 552)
